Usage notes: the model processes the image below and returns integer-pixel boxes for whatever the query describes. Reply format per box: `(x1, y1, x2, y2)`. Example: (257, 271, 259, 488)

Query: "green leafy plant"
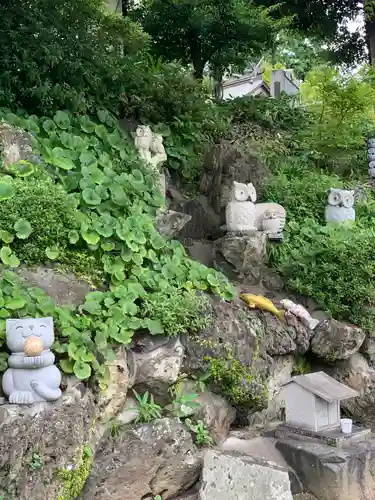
(0, 109, 234, 385)
(29, 453, 42, 471)
(167, 380, 201, 418)
(0, 175, 79, 265)
(130, 390, 163, 423)
(0, 0, 148, 115)
(141, 289, 212, 336)
(206, 353, 267, 407)
(185, 419, 213, 447)
(57, 445, 93, 500)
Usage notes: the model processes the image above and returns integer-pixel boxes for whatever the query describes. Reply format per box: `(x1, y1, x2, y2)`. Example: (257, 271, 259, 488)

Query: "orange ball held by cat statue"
(24, 337, 44, 357)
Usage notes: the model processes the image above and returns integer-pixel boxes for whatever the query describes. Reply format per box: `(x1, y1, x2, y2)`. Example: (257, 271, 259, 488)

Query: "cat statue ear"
(247, 183, 257, 203)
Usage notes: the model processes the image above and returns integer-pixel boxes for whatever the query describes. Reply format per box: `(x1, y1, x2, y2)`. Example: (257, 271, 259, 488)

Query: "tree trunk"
(193, 63, 205, 80)
(122, 0, 129, 16)
(365, 0, 375, 64)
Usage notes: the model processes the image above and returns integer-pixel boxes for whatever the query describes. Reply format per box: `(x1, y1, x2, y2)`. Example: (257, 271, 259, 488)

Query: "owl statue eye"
(342, 195, 353, 208)
(240, 190, 244, 196)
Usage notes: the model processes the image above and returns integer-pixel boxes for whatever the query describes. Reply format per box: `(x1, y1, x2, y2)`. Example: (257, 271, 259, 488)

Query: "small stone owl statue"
(225, 181, 258, 232)
(134, 125, 153, 163)
(325, 188, 355, 223)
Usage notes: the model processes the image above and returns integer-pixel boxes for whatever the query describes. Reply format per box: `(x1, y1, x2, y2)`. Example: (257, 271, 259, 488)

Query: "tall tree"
(253, 0, 371, 66)
(131, 0, 285, 80)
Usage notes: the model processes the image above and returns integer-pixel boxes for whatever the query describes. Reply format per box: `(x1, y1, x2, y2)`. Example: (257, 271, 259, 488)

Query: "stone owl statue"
(325, 188, 355, 223)
(255, 203, 286, 240)
(226, 181, 258, 232)
(134, 125, 153, 163)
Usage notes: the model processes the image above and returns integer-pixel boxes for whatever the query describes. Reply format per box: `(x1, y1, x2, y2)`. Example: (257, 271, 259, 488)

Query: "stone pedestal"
(213, 233, 284, 290)
(274, 421, 375, 500)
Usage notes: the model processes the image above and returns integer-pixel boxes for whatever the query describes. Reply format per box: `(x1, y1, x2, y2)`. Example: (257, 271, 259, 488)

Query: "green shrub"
(300, 65, 375, 173)
(0, 176, 78, 264)
(206, 354, 267, 407)
(140, 289, 211, 336)
(120, 58, 228, 179)
(263, 160, 344, 224)
(272, 219, 375, 329)
(0, 0, 148, 115)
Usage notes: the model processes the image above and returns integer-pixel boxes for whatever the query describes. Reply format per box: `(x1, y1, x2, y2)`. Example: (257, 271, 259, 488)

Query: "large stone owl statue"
(226, 181, 258, 232)
(324, 188, 355, 223)
(225, 181, 286, 239)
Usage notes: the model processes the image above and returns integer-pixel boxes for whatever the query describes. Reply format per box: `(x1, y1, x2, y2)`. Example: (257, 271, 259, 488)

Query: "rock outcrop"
(0, 379, 96, 500)
(276, 437, 375, 500)
(82, 418, 201, 500)
(199, 449, 293, 500)
(311, 319, 365, 361)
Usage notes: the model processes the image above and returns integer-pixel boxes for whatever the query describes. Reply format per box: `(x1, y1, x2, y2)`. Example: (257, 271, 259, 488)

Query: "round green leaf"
(82, 188, 101, 205)
(54, 110, 70, 130)
(73, 361, 92, 380)
(8, 160, 35, 178)
(80, 116, 96, 134)
(145, 319, 164, 335)
(14, 219, 33, 239)
(0, 182, 15, 201)
(43, 119, 56, 134)
(5, 297, 26, 310)
(81, 229, 100, 245)
(60, 359, 74, 374)
(0, 247, 20, 268)
(68, 230, 80, 244)
(95, 124, 108, 140)
(45, 246, 60, 260)
(0, 230, 13, 244)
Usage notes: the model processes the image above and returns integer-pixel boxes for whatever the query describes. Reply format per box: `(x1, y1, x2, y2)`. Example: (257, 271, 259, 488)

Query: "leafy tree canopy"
(0, 0, 148, 115)
(131, 0, 287, 79)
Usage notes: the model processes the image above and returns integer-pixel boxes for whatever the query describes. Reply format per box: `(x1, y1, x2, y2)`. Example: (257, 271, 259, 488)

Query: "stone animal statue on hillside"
(134, 125, 167, 198)
(225, 181, 286, 240)
(324, 188, 355, 223)
(134, 125, 167, 169)
(2, 317, 62, 404)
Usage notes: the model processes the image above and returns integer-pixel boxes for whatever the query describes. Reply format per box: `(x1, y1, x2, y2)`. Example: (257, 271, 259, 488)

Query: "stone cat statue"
(225, 181, 286, 239)
(2, 317, 62, 404)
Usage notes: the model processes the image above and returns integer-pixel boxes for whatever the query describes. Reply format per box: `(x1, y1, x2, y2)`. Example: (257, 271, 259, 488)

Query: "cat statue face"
(327, 188, 355, 208)
(6, 317, 54, 353)
(230, 181, 257, 203)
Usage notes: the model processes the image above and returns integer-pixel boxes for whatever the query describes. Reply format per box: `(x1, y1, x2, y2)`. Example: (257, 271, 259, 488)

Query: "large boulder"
(311, 319, 365, 361)
(0, 121, 34, 167)
(199, 449, 293, 500)
(171, 380, 236, 443)
(17, 266, 93, 307)
(0, 380, 96, 500)
(131, 335, 184, 404)
(276, 437, 375, 500)
(97, 347, 131, 423)
(156, 210, 192, 238)
(181, 296, 310, 413)
(329, 353, 375, 427)
(212, 233, 284, 291)
(81, 418, 201, 500)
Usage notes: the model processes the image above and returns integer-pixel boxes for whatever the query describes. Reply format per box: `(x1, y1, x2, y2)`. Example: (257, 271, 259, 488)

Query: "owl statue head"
(327, 188, 355, 208)
(135, 125, 152, 138)
(231, 181, 257, 203)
